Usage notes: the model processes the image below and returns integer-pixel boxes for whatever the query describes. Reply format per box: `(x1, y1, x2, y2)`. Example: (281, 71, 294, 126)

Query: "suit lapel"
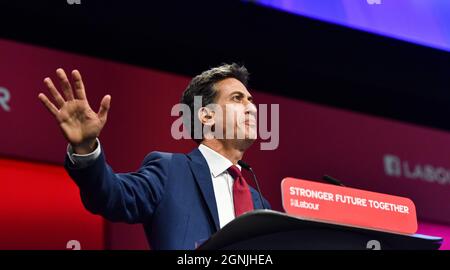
(250, 188, 262, 209)
(187, 148, 220, 232)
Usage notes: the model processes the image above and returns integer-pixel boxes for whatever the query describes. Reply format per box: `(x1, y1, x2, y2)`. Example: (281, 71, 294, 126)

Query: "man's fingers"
(56, 68, 75, 101)
(98, 95, 111, 122)
(38, 93, 59, 117)
(71, 69, 87, 100)
(43, 77, 65, 108)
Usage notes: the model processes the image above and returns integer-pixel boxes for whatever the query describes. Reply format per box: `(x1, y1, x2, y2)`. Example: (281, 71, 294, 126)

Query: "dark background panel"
(1, 0, 450, 132)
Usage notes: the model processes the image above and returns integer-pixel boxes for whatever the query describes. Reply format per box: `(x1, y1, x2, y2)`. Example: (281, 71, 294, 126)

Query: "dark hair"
(181, 63, 249, 143)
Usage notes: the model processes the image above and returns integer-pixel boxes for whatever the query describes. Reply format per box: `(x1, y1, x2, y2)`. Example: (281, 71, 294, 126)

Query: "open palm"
(38, 68, 111, 154)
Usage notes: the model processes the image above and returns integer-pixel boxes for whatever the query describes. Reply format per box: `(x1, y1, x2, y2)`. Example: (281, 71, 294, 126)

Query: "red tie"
(227, 165, 254, 217)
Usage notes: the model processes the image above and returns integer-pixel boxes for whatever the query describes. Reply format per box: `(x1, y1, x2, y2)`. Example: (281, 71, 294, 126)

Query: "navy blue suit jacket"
(65, 147, 270, 250)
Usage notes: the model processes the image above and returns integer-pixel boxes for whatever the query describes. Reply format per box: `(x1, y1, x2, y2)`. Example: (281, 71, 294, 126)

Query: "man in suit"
(38, 63, 270, 250)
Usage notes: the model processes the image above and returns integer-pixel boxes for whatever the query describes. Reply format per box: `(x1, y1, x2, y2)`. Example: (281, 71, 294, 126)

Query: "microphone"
(322, 175, 346, 187)
(237, 160, 268, 210)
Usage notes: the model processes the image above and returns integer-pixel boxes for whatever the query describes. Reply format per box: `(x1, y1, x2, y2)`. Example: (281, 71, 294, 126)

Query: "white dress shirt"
(67, 140, 239, 228)
(197, 144, 238, 228)
(66, 138, 101, 168)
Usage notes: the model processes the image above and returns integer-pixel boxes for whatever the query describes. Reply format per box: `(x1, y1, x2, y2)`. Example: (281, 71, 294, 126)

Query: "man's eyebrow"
(229, 91, 253, 99)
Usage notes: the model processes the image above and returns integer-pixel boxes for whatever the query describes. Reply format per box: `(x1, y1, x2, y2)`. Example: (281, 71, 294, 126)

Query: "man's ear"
(198, 107, 215, 126)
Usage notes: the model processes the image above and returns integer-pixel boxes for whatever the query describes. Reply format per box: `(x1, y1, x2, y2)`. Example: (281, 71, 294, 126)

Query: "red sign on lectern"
(281, 177, 418, 235)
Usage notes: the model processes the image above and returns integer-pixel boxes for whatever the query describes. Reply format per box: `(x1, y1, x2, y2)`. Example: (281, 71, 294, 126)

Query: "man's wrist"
(72, 139, 98, 155)
(67, 138, 102, 167)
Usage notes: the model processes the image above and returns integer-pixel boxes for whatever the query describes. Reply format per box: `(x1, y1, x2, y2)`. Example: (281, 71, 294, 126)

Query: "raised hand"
(38, 68, 111, 154)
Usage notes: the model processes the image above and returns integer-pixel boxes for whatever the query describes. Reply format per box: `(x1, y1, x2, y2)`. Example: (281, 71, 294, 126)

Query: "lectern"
(197, 210, 442, 250)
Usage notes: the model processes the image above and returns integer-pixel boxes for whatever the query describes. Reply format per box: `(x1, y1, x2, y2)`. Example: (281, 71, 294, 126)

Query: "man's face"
(202, 78, 257, 146)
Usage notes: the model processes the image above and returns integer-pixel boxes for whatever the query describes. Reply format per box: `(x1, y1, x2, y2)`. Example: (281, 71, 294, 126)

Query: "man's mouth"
(244, 120, 256, 126)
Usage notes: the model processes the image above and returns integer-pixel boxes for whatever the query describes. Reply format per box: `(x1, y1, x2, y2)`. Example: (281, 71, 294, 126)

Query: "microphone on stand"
(238, 160, 268, 209)
(322, 175, 346, 187)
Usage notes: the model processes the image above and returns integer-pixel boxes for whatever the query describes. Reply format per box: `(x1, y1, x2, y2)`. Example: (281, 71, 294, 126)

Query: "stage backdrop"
(1, 39, 450, 249)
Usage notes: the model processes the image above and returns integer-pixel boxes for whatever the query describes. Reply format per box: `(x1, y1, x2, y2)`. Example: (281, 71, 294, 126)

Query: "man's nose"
(244, 101, 257, 115)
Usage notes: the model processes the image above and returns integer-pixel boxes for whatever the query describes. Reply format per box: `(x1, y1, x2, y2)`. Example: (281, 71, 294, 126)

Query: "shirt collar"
(198, 144, 241, 178)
